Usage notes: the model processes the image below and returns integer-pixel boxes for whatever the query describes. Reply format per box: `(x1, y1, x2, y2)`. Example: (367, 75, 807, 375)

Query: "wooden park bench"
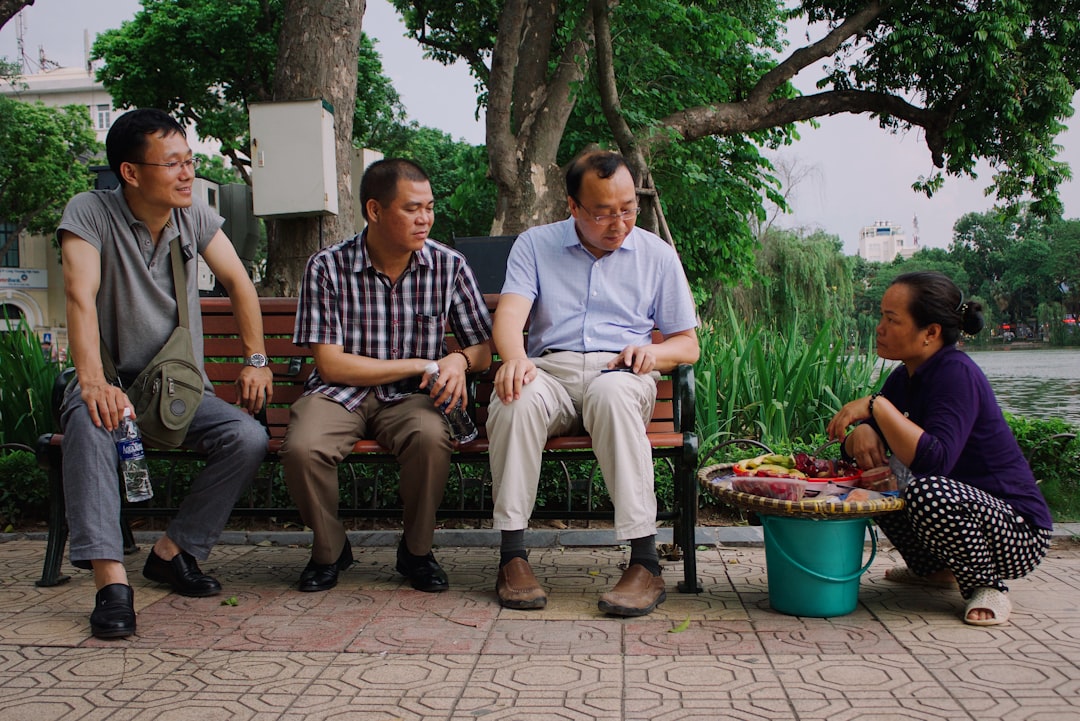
(35, 296, 701, 592)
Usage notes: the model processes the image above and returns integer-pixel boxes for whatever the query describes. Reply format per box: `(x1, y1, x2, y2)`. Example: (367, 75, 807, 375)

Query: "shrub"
(0, 449, 48, 529)
(1006, 414, 1080, 522)
(0, 315, 70, 447)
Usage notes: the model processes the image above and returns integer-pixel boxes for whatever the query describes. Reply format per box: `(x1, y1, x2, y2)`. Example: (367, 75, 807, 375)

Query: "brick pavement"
(1, 531, 1079, 720)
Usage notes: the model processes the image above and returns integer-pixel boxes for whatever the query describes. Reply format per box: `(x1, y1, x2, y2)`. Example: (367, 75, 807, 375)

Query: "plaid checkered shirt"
(293, 232, 493, 411)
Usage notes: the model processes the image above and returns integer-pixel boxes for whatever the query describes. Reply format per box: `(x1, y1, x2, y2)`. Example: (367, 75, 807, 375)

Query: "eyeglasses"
(572, 197, 641, 225)
(130, 158, 200, 174)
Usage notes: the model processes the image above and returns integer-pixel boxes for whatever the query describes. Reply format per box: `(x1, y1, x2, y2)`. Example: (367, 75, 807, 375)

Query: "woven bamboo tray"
(699, 463, 905, 520)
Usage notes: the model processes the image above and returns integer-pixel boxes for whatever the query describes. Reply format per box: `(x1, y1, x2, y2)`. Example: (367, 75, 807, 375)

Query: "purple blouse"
(867, 345, 1052, 530)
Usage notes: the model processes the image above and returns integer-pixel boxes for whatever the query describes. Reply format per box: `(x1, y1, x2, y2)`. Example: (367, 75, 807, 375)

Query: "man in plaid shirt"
(281, 158, 492, 593)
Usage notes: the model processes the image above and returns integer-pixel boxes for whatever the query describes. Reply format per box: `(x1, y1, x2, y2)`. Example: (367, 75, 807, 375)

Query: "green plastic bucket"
(760, 515, 877, 617)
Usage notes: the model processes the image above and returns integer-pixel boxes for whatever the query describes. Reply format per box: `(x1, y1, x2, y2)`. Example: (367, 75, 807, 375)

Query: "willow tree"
(729, 228, 854, 337)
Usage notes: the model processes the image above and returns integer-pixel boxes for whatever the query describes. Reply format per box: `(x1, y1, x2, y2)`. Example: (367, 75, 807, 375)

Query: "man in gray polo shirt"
(57, 109, 273, 639)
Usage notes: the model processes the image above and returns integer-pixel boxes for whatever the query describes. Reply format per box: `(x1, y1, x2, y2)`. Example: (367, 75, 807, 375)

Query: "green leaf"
(668, 616, 692, 633)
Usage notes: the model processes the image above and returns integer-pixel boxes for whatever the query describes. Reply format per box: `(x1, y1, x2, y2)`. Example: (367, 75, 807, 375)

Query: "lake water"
(961, 348, 1080, 427)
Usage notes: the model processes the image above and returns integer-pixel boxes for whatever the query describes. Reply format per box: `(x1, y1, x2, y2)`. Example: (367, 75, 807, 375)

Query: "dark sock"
(629, 535, 661, 576)
(499, 529, 528, 567)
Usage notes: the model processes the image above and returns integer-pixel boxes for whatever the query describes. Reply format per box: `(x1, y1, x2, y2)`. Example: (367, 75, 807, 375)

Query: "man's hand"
(81, 381, 132, 432)
(609, 344, 657, 375)
(494, 357, 537, 404)
(421, 353, 470, 410)
(236, 366, 274, 414)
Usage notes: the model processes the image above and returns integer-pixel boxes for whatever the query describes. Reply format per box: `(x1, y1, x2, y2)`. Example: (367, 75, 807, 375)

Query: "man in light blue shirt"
(486, 150, 699, 616)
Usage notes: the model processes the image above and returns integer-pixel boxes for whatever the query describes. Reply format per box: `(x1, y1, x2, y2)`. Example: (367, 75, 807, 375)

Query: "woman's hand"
(845, 424, 889, 470)
(826, 395, 873, 442)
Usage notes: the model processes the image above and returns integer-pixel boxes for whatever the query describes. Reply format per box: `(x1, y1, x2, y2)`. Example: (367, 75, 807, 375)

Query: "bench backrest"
(200, 297, 684, 441)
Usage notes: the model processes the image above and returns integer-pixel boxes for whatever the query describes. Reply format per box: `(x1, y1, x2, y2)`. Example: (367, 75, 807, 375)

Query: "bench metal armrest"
(672, 363, 695, 434)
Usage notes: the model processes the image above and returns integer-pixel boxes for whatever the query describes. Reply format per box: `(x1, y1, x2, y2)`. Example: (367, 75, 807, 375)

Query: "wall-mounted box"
(249, 99, 338, 218)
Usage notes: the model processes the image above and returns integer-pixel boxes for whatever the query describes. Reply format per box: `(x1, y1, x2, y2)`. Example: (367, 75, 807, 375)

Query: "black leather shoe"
(90, 583, 136, 639)
(395, 538, 449, 593)
(298, 541, 354, 592)
(143, 549, 222, 597)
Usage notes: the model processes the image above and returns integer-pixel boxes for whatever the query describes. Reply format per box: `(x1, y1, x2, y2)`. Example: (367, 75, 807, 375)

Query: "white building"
(857, 221, 919, 263)
(0, 65, 220, 155)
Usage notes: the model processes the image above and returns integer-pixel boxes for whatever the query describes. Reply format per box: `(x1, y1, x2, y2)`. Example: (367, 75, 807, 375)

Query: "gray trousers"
(60, 381, 268, 569)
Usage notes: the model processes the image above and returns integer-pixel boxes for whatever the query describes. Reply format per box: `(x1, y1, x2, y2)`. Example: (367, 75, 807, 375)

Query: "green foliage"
(1005, 414, 1080, 522)
(724, 227, 855, 336)
(804, 1, 1080, 217)
(0, 98, 99, 241)
(354, 33, 408, 150)
(946, 210, 1080, 341)
(376, 125, 494, 240)
(93, 0, 282, 164)
(695, 300, 884, 454)
(557, 0, 791, 291)
(93, 0, 405, 174)
(0, 314, 70, 448)
(194, 154, 242, 186)
(0, 449, 47, 528)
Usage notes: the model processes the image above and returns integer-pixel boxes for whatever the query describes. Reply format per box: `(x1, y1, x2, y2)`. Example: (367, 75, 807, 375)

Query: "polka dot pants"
(873, 475, 1052, 599)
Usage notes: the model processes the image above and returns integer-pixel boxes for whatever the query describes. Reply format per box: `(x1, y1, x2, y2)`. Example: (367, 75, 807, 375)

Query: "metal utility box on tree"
(249, 99, 338, 218)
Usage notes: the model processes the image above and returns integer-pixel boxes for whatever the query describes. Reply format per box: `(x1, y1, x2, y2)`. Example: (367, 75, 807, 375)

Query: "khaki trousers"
(281, 392, 452, 563)
(485, 351, 659, 540)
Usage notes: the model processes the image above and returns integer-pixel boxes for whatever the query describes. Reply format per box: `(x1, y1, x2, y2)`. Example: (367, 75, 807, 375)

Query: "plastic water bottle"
(116, 407, 153, 502)
(424, 362, 479, 443)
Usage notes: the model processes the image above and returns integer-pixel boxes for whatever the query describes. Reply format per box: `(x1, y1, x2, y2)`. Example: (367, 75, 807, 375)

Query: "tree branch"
(749, 0, 892, 106)
(0, 0, 34, 32)
(591, 0, 635, 154)
(486, 0, 527, 181)
(655, 89, 950, 168)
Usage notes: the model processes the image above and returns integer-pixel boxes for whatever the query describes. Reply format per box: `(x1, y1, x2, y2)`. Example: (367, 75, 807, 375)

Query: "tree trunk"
(486, 0, 593, 235)
(263, 0, 364, 296)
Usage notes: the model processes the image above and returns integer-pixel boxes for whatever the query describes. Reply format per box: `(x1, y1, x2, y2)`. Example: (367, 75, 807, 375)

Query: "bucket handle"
(761, 516, 878, 584)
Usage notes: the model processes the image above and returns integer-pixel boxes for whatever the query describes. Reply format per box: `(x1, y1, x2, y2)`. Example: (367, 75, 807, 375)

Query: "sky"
(2, 0, 1078, 255)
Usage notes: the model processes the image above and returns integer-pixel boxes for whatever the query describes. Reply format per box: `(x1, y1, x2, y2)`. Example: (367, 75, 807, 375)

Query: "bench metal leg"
(676, 435, 702, 593)
(35, 435, 70, 587)
(121, 517, 139, 555)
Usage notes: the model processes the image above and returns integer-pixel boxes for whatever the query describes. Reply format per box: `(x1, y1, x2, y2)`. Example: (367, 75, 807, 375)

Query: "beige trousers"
(486, 351, 659, 540)
(281, 392, 452, 563)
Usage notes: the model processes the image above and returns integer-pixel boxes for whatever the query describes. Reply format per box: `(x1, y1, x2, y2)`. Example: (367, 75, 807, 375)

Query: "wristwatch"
(244, 353, 269, 368)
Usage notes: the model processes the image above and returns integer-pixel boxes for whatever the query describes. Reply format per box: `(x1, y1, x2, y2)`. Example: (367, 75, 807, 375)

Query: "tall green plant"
(0, 316, 69, 447)
(696, 301, 884, 457)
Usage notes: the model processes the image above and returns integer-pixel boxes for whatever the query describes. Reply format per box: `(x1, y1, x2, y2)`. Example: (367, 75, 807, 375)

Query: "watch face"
(246, 353, 268, 368)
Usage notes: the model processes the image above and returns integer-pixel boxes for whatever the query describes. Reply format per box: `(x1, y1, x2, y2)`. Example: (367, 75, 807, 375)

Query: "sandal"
(884, 566, 957, 589)
(964, 587, 1011, 626)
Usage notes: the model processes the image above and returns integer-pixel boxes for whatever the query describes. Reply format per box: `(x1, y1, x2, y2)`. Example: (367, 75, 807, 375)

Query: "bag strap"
(101, 236, 189, 384)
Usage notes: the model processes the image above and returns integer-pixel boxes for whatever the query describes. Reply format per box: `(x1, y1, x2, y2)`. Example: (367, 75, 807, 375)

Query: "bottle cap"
(425, 362, 439, 374)
(122, 407, 132, 419)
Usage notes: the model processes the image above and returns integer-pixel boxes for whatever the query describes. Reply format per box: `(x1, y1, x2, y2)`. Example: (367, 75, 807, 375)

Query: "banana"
(763, 453, 794, 468)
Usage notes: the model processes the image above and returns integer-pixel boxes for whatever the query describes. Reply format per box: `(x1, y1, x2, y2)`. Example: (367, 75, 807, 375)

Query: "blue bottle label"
(117, 438, 145, 462)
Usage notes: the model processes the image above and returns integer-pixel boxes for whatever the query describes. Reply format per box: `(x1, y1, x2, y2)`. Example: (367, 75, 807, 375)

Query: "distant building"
(0, 66, 219, 155)
(857, 221, 919, 263)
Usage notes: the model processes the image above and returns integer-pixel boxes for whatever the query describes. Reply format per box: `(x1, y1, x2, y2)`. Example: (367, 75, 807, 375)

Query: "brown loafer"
(496, 557, 547, 609)
(598, 564, 666, 617)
